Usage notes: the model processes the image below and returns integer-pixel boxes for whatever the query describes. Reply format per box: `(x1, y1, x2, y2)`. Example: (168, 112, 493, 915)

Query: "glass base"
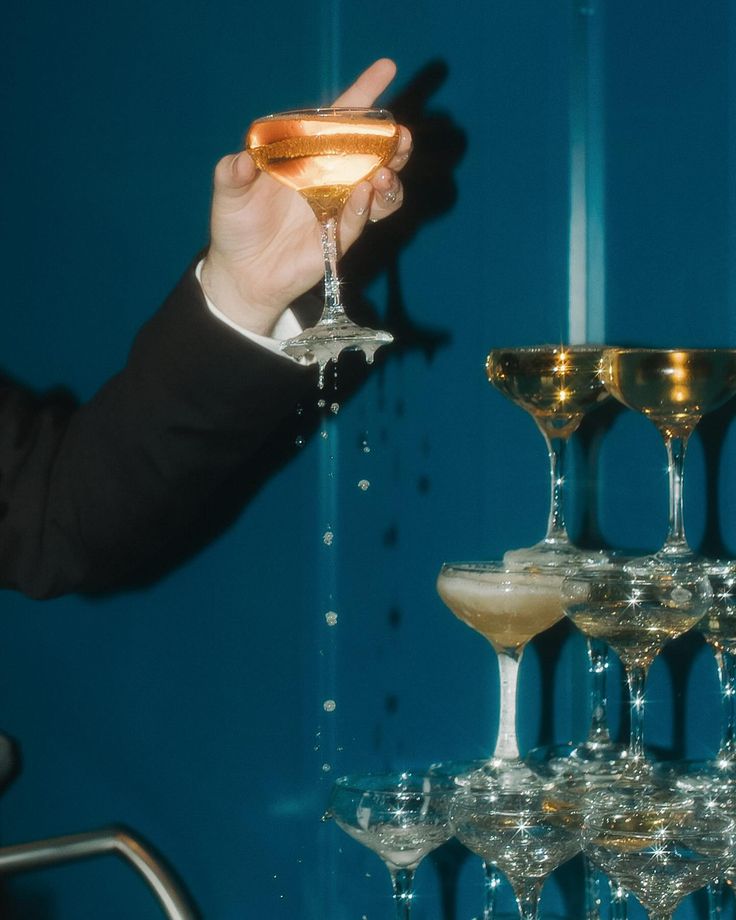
(504, 541, 609, 573)
(280, 316, 393, 367)
(622, 550, 713, 579)
(665, 756, 736, 793)
(450, 757, 550, 791)
(528, 741, 629, 785)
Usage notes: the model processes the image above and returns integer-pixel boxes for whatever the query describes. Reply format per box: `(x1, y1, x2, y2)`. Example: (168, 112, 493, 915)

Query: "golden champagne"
(601, 348, 736, 439)
(247, 112, 399, 218)
(486, 346, 609, 439)
(437, 565, 564, 654)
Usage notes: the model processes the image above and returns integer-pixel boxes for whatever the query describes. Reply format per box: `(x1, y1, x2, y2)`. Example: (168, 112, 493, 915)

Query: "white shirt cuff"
(195, 260, 304, 362)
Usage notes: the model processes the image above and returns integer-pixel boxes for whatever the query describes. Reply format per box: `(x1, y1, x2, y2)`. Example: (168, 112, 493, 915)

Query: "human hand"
(200, 59, 412, 337)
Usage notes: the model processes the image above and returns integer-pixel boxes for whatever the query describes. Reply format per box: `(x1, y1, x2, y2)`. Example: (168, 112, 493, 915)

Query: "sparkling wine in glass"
(325, 772, 454, 919)
(583, 794, 734, 920)
(600, 348, 736, 574)
(450, 783, 583, 920)
(436, 562, 565, 787)
(562, 566, 712, 782)
(247, 108, 399, 370)
(486, 345, 610, 571)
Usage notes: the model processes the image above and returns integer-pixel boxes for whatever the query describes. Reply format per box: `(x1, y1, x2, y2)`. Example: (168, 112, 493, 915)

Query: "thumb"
(213, 152, 258, 199)
(332, 58, 397, 107)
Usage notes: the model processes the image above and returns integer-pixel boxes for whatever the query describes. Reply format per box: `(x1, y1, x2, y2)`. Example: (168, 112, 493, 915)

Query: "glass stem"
(716, 649, 736, 761)
(609, 876, 628, 920)
(707, 881, 723, 920)
(587, 638, 612, 747)
(661, 434, 691, 558)
(320, 214, 346, 325)
(493, 651, 522, 761)
(482, 862, 501, 920)
(542, 432, 569, 545)
(583, 855, 601, 920)
(388, 866, 415, 920)
(514, 881, 541, 920)
(626, 664, 648, 762)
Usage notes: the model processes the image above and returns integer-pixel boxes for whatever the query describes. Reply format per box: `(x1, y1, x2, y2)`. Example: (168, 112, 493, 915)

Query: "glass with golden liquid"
(246, 108, 399, 370)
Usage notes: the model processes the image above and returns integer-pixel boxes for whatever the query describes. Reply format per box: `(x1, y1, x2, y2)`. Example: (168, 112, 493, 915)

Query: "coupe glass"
(246, 107, 399, 369)
(325, 771, 454, 919)
(450, 782, 583, 920)
(486, 345, 610, 571)
(562, 566, 712, 781)
(436, 563, 565, 787)
(583, 793, 734, 920)
(599, 348, 736, 575)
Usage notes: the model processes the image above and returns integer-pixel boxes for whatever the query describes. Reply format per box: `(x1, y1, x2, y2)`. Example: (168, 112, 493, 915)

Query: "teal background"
(0, 0, 733, 917)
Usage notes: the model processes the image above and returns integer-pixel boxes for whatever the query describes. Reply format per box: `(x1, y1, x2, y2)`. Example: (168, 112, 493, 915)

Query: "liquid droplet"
(323, 530, 334, 546)
(323, 699, 336, 712)
(317, 399, 326, 409)
(358, 479, 370, 491)
(325, 611, 338, 626)
(295, 436, 305, 447)
(320, 430, 329, 440)
(296, 404, 304, 416)
(330, 402, 340, 415)
(322, 763, 332, 772)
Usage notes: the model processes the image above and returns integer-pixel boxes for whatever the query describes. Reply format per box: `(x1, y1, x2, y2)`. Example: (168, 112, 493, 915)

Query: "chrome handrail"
(0, 825, 198, 920)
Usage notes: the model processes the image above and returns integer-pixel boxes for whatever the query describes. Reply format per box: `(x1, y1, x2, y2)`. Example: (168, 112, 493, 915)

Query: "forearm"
(0, 264, 317, 598)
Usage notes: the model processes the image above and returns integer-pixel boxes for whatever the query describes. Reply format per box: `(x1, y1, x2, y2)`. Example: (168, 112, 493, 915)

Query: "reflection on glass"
(246, 108, 398, 369)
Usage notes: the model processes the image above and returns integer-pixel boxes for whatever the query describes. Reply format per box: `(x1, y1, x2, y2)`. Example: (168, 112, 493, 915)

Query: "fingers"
(332, 58, 397, 107)
(387, 126, 412, 172)
(368, 168, 403, 221)
(213, 152, 258, 199)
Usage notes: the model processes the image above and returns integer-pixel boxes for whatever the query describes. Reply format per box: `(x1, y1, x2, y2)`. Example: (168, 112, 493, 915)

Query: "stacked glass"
(326, 345, 736, 919)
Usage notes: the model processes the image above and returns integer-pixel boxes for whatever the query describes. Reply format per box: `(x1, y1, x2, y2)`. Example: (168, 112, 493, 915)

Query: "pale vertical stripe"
(730, 0, 736, 332)
(568, 0, 606, 344)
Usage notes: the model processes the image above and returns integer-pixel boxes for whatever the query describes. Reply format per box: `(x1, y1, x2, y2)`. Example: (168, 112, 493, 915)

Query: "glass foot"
(527, 742, 629, 785)
(504, 541, 609, 573)
(280, 317, 393, 368)
(665, 757, 736, 793)
(450, 757, 550, 791)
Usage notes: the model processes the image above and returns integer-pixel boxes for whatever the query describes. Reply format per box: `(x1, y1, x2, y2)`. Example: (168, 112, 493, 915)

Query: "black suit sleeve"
(0, 264, 318, 599)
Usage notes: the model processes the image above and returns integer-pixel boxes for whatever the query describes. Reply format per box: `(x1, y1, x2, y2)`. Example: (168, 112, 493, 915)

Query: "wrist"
(200, 254, 284, 337)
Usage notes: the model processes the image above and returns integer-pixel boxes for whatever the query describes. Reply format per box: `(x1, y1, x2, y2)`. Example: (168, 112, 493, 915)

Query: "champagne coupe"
(325, 771, 454, 919)
(563, 567, 713, 782)
(486, 345, 610, 571)
(450, 783, 583, 920)
(436, 563, 565, 787)
(600, 348, 736, 574)
(583, 794, 734, 920)
(246, 108, 399, 369)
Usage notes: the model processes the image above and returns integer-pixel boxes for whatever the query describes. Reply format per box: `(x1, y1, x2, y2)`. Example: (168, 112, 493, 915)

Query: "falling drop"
(317, 399, 326, 409)
(323, 699, 336, 712)
(295, 436, 305, 447)
(323, 530, 334, 546)
(322, 763, 332, 772)
(320, 430, 329, 440)
(358, 479, 370, 491)
(325, 611, 338, 626)
(296, 404, 304, 416)
(330, 402, 340, 415)
(359, 433, 371, 454)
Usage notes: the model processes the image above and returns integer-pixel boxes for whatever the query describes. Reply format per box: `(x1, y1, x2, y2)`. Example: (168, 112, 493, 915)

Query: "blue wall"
(0, 0, 733, 917)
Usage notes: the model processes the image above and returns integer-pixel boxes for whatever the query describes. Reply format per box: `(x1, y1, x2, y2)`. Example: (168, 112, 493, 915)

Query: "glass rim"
(602, 346, 736, 357)
(332, 771, 454, 795)
(251, 106, 395, 121)
(487, 344, 609, 356)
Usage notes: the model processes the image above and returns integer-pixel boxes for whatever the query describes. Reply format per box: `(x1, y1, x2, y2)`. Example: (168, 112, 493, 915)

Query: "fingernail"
(376, 169, 391, 184)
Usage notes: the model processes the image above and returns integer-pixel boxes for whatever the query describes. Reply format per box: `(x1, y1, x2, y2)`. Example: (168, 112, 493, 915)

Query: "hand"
(200, 59, 412, 336)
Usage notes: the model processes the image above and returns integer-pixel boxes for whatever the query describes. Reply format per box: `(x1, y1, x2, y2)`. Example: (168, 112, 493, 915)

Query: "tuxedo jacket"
(0, 264, 317, 599)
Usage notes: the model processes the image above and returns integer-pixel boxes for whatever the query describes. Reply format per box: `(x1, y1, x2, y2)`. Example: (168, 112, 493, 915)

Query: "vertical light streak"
(730, 0, 736, 332)
(568, 0, 606, 344)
